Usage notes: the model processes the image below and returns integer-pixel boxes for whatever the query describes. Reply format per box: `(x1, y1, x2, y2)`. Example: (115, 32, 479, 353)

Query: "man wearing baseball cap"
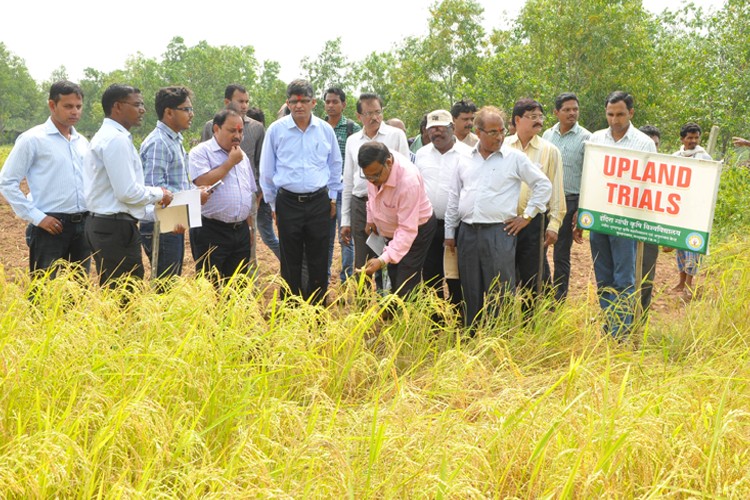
(414, 109, 472, 307)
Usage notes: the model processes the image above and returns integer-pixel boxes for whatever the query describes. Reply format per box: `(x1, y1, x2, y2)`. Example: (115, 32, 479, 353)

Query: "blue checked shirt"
(140, 121, 192, 221)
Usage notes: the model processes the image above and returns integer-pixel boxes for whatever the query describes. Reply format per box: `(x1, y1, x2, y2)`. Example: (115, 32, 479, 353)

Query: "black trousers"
(189, 217, 251, 280)
(85, 214, 143, 288)
(276, 187, 330, 304)
(553, 194, 578, 300)
(515, 212, 551, 298)
(422, 218, 462, 304)
(387, 213, 437, 298)
(28, 212, 91, 276)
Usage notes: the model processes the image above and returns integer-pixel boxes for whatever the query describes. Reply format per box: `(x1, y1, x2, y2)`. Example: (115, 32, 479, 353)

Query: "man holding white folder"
(140, 86, 200, 279)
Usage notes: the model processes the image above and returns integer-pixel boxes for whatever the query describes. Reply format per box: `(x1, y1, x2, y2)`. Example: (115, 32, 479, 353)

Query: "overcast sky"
(4, 0, 724, 84)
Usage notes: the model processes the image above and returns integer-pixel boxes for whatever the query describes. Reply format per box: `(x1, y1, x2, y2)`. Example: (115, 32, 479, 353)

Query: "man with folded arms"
(85, 84, 173, 287)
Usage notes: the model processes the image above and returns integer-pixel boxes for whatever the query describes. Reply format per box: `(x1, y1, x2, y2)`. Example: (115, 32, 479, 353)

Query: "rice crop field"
(0, 233, 748, 498)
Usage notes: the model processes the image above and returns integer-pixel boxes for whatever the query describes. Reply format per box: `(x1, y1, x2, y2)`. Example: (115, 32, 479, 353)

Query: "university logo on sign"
(578, 143, 722, 254)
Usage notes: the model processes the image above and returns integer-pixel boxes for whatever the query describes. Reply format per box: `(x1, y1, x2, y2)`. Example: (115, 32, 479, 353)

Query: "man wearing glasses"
(445, 106, 551, 328)
(139, 86, 200, 280)
(259, 79, 342, 304)
(340, 93, 410, 284)
(505, 98, 565, 306)
(84, 84, 174, 287)
(358, 142, 435, 298)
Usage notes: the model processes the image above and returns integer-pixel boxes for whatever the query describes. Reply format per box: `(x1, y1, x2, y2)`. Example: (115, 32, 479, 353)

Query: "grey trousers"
(457, 222, 516, 327)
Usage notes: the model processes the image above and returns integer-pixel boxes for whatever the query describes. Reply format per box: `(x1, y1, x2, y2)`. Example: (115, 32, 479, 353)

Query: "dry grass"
(0, 237, 749, 498)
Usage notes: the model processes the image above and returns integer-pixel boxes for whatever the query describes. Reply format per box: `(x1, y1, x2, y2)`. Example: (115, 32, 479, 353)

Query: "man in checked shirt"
(140, 86, 208, 279)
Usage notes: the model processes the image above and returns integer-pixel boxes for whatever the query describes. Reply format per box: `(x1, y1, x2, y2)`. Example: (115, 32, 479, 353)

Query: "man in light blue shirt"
(0, 80, 91, 275)
(259, 79, 342, 304)
(542, 92, 592, 301)
(84, 84, 174, 287)
(140, 86, 195, 279)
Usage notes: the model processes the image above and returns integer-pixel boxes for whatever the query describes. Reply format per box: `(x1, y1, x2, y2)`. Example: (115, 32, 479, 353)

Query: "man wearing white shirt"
(445, 106, 552, 328)
(0, 81, 91, 275)
(84, 84, 173, 287)
(415, 109, 471, 304)
(340, 93, 410, 277)
(582, 91, 657, 338)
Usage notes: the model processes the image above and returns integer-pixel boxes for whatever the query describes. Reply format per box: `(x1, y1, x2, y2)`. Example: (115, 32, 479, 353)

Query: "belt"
(353, 194, 368, 202)
(48, 212, 89, 223)
(462, 221, 505, 228)
(565, 194, 580, 201)
(278, 186, 327, 203)
(91, 212, 137, 222)
(202, 216, 247, 230)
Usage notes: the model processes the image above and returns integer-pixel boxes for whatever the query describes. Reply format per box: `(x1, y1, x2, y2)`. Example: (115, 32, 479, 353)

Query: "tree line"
(1, 0, 747, 153)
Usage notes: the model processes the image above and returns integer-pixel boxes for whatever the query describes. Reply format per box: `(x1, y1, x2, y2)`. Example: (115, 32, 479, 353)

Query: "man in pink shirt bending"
(358, 141, 436, 298)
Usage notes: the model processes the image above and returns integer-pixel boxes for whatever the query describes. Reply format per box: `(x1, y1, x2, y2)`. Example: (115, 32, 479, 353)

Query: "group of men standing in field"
(0, 79, 718, 337)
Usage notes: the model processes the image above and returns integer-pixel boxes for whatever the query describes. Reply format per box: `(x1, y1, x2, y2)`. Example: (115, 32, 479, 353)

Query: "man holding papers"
(189, 108, 257, 280)
(359, 142, 436, 298)
(140, 86, 202, 279)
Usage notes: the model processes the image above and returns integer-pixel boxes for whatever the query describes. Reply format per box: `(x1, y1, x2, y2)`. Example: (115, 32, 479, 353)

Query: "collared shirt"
(366, 151, 433, 265)
(188, 137, 257, 223)
(505, 134, 566, 233)
(327, 115, 361, 160)
(542, 122, 592, 195)
(0, 117, 88, 225)
(444, 145, 552, 239)
(85, 118, 163, 219)
(588, 122, 658, 153)
(202, 116, 265, 190)
(460, 132, 479, 147)
(259, 114, 342, 211)
(414, 139, 472, 219)
(140, 121, 191, 221)
(341, 122, 410, 226)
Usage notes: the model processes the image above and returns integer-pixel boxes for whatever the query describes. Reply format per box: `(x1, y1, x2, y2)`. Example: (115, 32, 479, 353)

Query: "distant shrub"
(713, 153, 750, 235)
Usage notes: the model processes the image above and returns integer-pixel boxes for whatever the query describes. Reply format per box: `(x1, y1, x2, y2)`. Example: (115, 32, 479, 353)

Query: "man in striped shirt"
(542, 93, 592, 301)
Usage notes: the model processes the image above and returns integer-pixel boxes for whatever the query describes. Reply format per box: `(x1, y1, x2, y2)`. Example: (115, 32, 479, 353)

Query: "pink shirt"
(366, 152, 433, 264)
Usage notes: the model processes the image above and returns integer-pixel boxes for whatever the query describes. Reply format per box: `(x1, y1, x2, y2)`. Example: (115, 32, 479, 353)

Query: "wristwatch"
(522, 213, 532, 221)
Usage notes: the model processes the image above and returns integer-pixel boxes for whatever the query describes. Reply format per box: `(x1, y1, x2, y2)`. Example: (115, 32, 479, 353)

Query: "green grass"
(0, 240, 749, 498)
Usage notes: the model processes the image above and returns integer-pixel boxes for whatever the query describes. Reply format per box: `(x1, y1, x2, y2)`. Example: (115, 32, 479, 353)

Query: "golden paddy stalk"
(0, 239, 749, 498)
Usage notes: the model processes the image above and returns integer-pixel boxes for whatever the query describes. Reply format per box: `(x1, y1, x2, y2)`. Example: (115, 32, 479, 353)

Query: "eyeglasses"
(288, 98, 312, 106)
(521, 113, 545, 121)
(360, 110, 383, 119)
(477, 128, 507, 137)
(173, 106, 194, 113)
(119, 101, 145, 109)
(362, 164, 388, 181)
